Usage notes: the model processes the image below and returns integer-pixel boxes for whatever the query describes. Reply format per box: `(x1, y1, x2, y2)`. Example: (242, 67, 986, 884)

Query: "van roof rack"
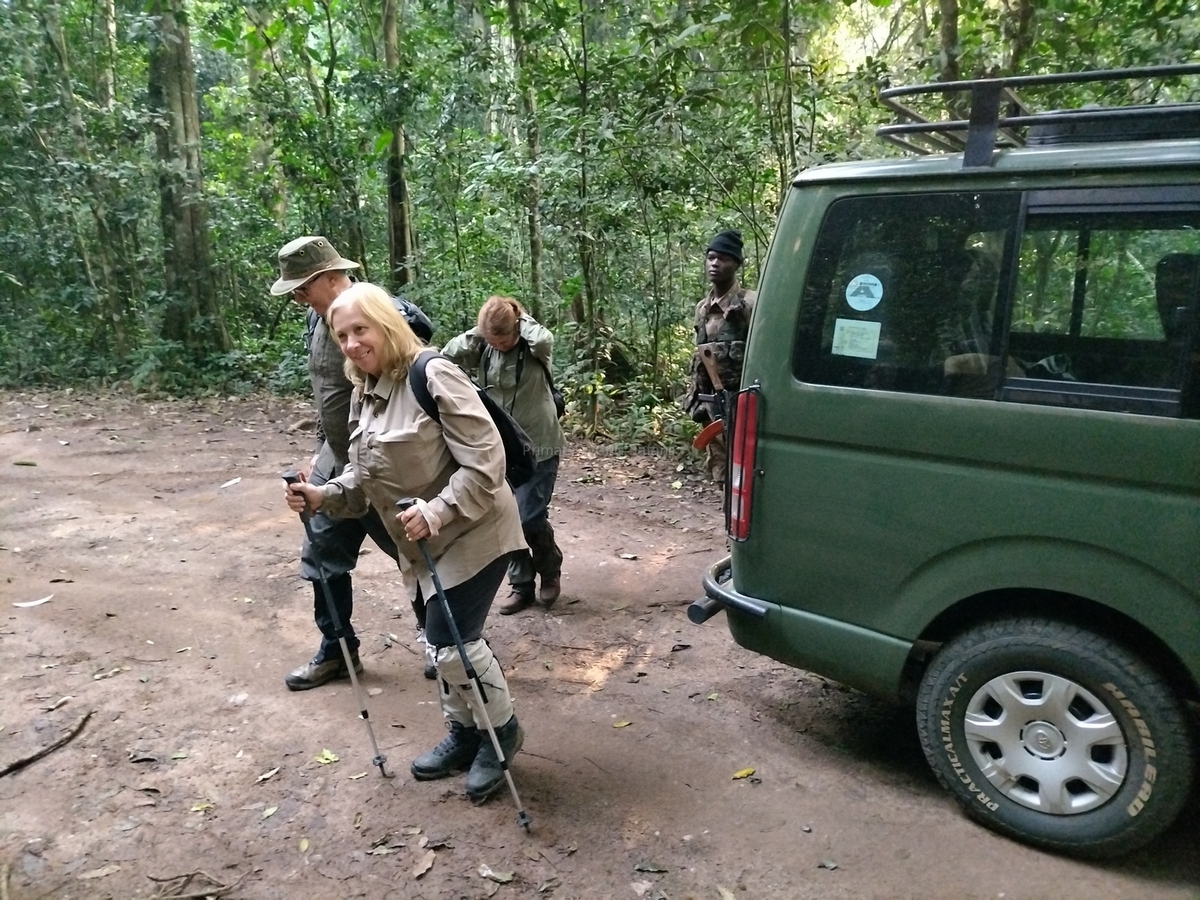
(877, 63, 1200, 169)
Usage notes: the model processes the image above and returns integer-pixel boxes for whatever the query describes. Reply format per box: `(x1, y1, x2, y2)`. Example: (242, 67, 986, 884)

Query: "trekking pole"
(396, 499, 532, 832)
(282, 471, 390, 779)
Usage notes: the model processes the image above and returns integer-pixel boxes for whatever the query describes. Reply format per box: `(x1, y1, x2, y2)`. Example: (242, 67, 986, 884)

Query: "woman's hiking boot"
(411, 721, 481, 780)
(465, 715, 524, 804)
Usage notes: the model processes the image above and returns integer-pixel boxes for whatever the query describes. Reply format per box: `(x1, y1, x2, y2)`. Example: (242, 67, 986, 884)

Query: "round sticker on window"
(845, 274, 883, 311)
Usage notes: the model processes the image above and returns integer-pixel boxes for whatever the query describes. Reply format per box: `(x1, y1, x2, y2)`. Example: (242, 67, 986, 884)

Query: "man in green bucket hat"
(270, 236, 435, 689)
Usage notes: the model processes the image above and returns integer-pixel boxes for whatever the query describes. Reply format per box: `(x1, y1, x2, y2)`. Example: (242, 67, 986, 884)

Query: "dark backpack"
(409, 350, 538, 488)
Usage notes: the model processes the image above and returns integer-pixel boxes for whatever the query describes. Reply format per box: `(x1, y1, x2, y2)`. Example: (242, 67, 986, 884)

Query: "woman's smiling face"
(331, 301, 385, 376)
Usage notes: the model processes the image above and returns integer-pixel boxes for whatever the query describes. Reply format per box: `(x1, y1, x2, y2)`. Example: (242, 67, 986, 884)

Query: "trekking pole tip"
(517, 810, 532, 832)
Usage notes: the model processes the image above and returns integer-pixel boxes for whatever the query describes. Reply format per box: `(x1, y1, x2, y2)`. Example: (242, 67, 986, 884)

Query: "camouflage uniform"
(683, 282, 756, 482)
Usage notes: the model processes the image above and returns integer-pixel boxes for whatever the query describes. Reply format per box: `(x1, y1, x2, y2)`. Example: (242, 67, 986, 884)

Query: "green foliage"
(1, 0, 1197, 448)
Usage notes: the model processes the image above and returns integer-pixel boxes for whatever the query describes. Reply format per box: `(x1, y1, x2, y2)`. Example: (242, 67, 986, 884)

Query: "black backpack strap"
(409, 350, 443, 423)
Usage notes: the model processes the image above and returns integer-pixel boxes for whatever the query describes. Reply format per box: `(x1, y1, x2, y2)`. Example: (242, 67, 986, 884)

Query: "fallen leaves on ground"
(413, 849, 436, 878)
(479, 863, 515, 883)
(255, 766, 280, 783)
(315, 748, 339, 764)
(732, 767, 755, 780)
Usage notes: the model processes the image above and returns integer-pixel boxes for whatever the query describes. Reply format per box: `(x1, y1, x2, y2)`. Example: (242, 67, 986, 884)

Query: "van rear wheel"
(916, 617, 1192, 858)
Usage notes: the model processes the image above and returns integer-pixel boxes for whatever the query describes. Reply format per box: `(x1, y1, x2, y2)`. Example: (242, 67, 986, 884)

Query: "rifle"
(693, 344, 728, 450)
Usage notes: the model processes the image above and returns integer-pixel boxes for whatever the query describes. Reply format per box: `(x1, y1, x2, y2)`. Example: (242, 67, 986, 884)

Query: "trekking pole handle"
(281, 470, 311, 524)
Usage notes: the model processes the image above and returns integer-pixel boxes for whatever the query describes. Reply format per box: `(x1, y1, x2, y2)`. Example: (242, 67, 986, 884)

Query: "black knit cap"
(706, 229, 743, 264)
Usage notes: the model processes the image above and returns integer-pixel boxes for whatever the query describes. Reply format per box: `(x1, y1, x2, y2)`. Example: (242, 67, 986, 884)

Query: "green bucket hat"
(270, 236, 360, 295)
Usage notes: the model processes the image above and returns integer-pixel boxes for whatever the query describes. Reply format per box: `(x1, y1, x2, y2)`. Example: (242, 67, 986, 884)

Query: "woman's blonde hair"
(327, 282, 425, 389)
(477, 295, 525, 342)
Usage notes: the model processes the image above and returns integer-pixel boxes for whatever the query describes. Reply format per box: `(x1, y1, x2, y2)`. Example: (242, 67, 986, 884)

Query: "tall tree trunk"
(38, 1, 129, 357)
(938, 0, 962, 117)
(505, 0, 544, 316)
(98, 0, 116, 111)
(148, 0, 230, 355)
(1003, 0, 1036, 75)
(780, 0, 797, 179)
(383, 0, 416, 288)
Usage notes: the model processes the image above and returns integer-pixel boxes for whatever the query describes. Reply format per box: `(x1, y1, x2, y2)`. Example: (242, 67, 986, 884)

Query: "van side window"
(1005, 211, 1200, 413)
(796, 191, 1200, 417)
(794, 192, 1020, 397)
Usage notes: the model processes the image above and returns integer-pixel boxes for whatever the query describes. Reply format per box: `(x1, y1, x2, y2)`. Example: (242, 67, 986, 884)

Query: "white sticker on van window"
(845, 274, 884, 311)
(831, 318, 882, 359)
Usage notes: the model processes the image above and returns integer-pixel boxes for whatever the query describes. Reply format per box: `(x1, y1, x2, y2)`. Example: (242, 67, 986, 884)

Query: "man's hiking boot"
(285, 651, 362, 691)
(411, 721, 482, 780)
(538, 575, 561, 607)
(497, 586, 536, 615)
(466, 715, 524, 804)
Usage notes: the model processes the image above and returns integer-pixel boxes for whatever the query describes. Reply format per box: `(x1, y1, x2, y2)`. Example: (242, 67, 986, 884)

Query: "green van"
(692, 66, 1200, 858)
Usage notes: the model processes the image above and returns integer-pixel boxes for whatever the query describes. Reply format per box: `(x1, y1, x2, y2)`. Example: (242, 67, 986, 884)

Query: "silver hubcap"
(964, 671, 1128, 815)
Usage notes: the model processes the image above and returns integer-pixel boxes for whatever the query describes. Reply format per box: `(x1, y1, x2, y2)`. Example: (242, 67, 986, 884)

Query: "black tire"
(916, 617, 1193, 858)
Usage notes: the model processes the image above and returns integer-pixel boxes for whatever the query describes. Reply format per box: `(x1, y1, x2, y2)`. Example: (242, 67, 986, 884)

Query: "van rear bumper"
(688, 556, 771, 624)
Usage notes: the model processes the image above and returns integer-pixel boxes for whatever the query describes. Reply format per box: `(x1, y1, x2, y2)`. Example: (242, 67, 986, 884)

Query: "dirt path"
(2, 390, 1198, 900)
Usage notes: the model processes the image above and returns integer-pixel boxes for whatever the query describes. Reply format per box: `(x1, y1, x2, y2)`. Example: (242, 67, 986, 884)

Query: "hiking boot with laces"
(411, 721, 481, 780)
(465, 715, 524, 804)
(497, 586, 536, 615)
(285, 651, 362, 691)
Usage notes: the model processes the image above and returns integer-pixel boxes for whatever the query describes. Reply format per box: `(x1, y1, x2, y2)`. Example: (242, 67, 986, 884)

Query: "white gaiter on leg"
(436, 659, 474, 727)
(435, 640, 514, 730)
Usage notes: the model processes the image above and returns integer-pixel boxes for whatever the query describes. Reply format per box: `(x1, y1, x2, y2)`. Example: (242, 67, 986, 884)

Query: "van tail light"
(725, 387, 760, 541)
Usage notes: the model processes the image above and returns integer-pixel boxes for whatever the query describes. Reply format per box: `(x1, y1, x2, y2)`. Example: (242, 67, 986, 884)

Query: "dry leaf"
(315, 748, 339, 764)
(819, 858, 838, 870)
(633, 861, 667, 873)
(219, 477, 241, 488)
(707, 692, 720, 701)
(171, 750, 188, 759)
(77, 864, 121, 880)
(191, 801, 213, 812)
(613, 720, 632, 728)
(402, 826, 422, 835)
(348, 772, 368, 780)
(671, 480, 683, 489)
(732, 767, 756, 780)
(353, 812, 363, 829)
(478, 864, 514, 883)
(262, 806, 277, 819)
(619, 553, 638, 560)
(255, 766, 280, 783)
(299, 837, 310, 853)
(14, 594, 53, 608)
(413, 849, 436, 879)
(717, 887, 737, 900)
